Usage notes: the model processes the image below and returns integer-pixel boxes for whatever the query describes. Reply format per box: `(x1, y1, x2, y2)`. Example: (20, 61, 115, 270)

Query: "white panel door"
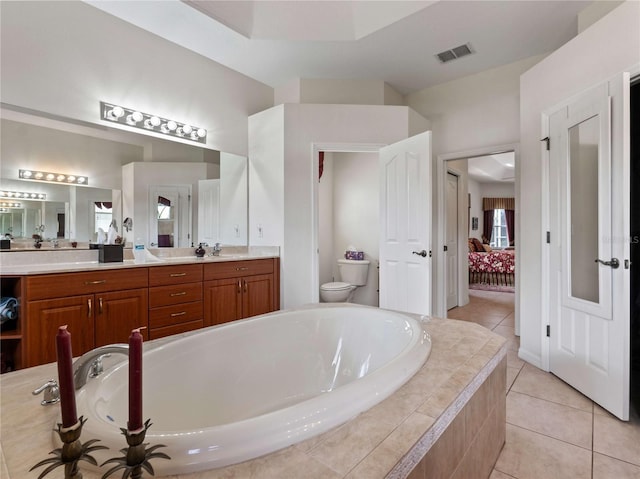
(379, 132, 432, 315)
(548, 74, 630, 420)
(446, 172, 459, 310)
(198, 179, 220, 245)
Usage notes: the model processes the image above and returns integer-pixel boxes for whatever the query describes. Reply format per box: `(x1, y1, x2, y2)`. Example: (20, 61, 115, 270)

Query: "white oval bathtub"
(73, 305, 431, 475)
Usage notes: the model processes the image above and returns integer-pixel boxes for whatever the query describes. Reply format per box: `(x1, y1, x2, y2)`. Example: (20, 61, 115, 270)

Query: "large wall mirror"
(0, 105, 248, 248)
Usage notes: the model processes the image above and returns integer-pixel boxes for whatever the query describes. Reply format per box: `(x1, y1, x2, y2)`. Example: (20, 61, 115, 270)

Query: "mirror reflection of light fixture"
(0, 190, 46, 200)
(100, 101, 207, 144)
(19, 169, 88, 185)
(0, 202, 22, 208)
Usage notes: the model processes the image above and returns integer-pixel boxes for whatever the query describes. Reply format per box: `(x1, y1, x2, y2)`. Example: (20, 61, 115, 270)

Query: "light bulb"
(167, 120, 177, 131)
(35, 172, 44, 179)
(67, 175, 76, 182)
(57, 174, 66, 182)
(182, 124, 193, 135)
(77, 177, 87, 184)
(109, 106, 125, 119)
(21, 170, 33, 178)
(196, 128, 206, 138)
(46, 173, 55, 181)
(127, 111, 143, 124)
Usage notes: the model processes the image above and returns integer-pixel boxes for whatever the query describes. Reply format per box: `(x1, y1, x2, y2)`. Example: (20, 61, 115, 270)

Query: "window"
(491, 209, 508, 248)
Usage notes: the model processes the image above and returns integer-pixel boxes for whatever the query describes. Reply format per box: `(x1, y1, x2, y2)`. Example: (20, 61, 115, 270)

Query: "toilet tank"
(338, 259, 370, 286)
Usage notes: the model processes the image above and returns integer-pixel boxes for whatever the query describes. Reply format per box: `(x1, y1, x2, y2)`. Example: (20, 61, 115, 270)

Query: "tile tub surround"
(0, 317, 506, 479)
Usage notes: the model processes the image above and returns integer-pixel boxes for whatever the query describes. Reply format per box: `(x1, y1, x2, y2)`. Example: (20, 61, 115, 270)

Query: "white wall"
(274, 79, 405, 106)
(519, 0, 640, 368)
(328, 151, 379, 306)
(219, 153, 248, 246)
(249, 103, 429, 308)
(468, 178, 482, 240)
(0, 1, 273, 156)
(318, 153, 335, 288)
(406, 54, 542, 316)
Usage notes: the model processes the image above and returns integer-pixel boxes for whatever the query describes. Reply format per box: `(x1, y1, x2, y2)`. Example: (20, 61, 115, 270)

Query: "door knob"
(595, 258, 620, 269)
(412, 250, 428, 258)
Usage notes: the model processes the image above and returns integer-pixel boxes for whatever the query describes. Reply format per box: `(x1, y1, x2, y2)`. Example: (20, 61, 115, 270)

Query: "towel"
(0, 297, 18, 325)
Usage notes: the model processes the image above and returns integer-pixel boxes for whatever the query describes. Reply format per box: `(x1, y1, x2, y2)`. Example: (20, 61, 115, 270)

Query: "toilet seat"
(320, 282, 352, 291)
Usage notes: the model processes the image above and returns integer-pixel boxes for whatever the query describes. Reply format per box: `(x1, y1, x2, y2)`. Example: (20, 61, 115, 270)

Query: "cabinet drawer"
(149, 319, 204, 340)
(149, 264, 203, 287)
(149, 301, 203, 329)
(149, 282, 202, 308)
(204, 259, 274, 280)
(26, 268, 148, 301)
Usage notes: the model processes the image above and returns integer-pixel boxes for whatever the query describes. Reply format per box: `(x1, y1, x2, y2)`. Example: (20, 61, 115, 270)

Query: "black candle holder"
(30, 416, 107, 479)
(101, 419, 170, 479)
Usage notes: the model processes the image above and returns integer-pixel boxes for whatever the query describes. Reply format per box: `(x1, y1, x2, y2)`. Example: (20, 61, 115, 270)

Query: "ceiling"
(86, 0, 591, 95)
(467, 152, 515, 184)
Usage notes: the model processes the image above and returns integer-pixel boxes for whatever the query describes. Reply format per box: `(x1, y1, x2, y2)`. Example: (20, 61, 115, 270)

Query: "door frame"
(436, 143, 520, 331)
(310, 142, 387, 303)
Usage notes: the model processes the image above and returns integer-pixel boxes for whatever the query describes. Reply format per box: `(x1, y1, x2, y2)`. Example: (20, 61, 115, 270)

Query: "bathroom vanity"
(0, 251, 279, 370)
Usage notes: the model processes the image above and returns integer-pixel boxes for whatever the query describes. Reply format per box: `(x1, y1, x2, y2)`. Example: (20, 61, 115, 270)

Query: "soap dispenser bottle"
(195, 243, 206, 258)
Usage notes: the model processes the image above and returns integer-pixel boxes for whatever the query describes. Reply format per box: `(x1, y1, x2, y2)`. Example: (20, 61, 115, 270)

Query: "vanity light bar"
(0, 202, 22, 208)
(100, 102, 207, 144)
(0, 190, 46, 200)
(19, 169, 88, 185)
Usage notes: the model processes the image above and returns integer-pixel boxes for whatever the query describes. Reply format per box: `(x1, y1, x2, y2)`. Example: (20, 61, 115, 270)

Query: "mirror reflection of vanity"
(0, 105, 248, 249)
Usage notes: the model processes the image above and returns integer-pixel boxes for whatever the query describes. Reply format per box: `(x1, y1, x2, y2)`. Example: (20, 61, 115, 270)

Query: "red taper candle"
(127, 327, 143, 431)
(56, 325, 78, 428)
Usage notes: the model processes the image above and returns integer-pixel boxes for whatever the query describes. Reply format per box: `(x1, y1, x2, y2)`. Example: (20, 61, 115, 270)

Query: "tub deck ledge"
(0, 314, 507, 479)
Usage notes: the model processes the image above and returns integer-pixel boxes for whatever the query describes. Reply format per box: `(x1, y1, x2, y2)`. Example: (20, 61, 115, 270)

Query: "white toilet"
(320, 259, 370, 303)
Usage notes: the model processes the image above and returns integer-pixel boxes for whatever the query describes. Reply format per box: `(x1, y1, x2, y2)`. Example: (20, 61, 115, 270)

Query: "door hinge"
(546, 325, 550, 337)
(444, 245, 448, 252)
(541, 137, 550, 151)
(546, 231, 551, 244)
(429, 250, 432, 258)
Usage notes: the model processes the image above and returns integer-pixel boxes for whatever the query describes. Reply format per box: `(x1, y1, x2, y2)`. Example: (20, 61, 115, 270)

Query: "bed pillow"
(483, 244, 493, 252)
(471, 238, 484, 252)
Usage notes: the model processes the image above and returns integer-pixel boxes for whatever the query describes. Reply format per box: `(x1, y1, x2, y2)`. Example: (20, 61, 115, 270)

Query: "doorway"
(437, 144, 519, 327)
(317, 151, 380, 307)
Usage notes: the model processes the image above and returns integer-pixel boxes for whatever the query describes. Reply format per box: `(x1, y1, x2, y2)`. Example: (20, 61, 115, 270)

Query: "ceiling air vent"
(436, 43, 474, 63)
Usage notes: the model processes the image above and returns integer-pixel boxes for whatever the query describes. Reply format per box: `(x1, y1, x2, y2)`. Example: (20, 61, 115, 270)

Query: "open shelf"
(1, 275, 23, 372)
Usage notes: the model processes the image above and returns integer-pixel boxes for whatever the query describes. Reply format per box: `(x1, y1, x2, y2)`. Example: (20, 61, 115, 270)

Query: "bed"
(468, 238, 515, 286)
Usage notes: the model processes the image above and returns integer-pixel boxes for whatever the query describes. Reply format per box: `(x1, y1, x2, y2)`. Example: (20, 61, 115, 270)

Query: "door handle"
(595, 258, 620, 269)
(412, 250, 428, 258)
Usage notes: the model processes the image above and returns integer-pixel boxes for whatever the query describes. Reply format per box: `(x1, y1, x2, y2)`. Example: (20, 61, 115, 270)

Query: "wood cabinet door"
(204, 278, 241, 326)
(242, 274, 274, 319)
(27, 295, 95, 367)
(95, 288, 149, 347)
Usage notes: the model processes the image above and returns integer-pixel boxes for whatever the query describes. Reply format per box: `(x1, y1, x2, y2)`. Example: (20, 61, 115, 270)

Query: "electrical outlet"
(258, 224, 263, 238)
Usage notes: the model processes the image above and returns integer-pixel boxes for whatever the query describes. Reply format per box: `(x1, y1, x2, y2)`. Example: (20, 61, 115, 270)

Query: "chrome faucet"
(72, 344, 129, 390)
(211, 242, 222, 256)
(52, 239, 59, 248)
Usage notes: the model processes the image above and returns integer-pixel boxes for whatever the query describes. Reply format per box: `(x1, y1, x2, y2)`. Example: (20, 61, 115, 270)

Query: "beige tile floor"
(447, 289, 640, 479)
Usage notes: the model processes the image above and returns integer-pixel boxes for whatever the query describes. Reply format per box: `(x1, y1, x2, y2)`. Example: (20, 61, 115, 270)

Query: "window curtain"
(94, 202, 113, 209)
(319, 151, 324, 181)
(505, 209, 515, 246)
(482, 197, 514, 244)
(482, 210, 494, 244)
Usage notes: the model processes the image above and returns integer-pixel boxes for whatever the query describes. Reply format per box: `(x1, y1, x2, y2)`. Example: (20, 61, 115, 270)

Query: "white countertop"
(0, 246, 279, 275)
